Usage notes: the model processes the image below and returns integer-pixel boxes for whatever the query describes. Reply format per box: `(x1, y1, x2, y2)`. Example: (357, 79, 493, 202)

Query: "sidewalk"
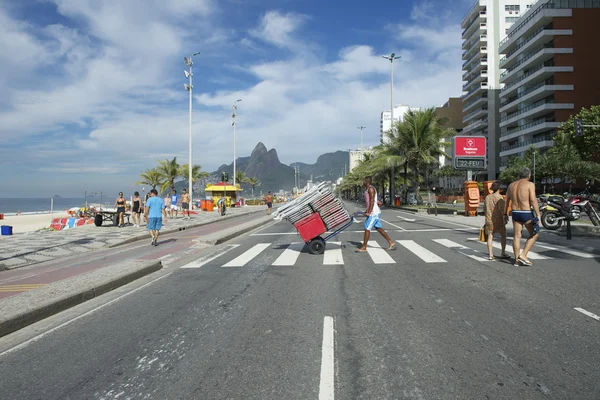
(0, 206, 266, 270)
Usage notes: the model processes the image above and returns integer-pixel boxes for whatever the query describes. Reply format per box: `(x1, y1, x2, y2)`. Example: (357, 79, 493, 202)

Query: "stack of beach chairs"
(274, 183, 350, 230)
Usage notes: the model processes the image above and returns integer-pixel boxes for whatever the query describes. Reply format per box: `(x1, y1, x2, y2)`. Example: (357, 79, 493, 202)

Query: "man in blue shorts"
(144, 189, 168, 246)
(356, 176, 395, 252)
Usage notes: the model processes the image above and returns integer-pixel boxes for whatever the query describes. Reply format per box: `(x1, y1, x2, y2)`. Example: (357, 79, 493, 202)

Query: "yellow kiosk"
(204, 182, 242, 208)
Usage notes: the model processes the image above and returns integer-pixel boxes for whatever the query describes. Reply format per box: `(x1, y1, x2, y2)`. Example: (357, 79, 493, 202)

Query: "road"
(1, 204, 599, 399)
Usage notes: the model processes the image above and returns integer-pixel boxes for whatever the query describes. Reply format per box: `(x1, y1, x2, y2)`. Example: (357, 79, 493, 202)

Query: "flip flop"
(518, 256, 533, 266)
(386, 243, 397, 251)
(488, 256, 495, 260)
(355, 248, 368, 253)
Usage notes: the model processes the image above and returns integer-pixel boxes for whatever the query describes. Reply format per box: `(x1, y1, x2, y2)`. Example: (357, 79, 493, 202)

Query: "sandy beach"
(0, 212, 72, 234)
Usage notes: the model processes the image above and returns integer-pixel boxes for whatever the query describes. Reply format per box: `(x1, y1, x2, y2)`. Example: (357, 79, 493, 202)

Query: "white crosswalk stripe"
(272, 242, 304, 266)
(323, 242, 343, 265)
(366, 241, 396, 264)
(467, 238, 552, 260)
(432, 239, 492, 263)
(222, 243, 271, 267)
(398, 240, 447, 263)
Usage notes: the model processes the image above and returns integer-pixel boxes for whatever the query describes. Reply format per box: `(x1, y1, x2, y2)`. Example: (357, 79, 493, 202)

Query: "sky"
(0, 0, 474, 198)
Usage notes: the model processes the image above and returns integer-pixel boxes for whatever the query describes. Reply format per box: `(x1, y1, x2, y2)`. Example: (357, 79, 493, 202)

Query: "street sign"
(575, 118, 583, 136)
(453, 156, 486, 170)
(454, 136, 486, 157)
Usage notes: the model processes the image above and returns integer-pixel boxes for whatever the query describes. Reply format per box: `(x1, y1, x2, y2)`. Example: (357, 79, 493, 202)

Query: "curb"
(107, 208, 265, 248)
(0, 260, 162, 338)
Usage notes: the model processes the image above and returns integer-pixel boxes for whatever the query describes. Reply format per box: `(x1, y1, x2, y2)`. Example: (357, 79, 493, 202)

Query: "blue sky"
(0, 0, 473, 197)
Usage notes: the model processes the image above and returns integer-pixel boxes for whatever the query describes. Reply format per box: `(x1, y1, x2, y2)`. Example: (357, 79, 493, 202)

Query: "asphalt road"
(1, 204, 599, 399)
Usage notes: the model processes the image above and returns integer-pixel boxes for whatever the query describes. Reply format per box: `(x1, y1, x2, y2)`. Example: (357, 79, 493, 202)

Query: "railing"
(499, 24, 551, 66)
(461, 0, 483, 26)
(501, 118, 555, 137)
(462, 14, 486, 37)
(464, 106, 488, 122)
(500, 2, 557, 47)
(463, 70, 487, 91)
(501, 134, 554, 152)
(501, 97, 554, 122)
(462, 47, 485, 69)
(502, 41, 554, 75)
(501, 59, 554, 91)
(500, 79, 554, 108)
(463, 95, 487, 110)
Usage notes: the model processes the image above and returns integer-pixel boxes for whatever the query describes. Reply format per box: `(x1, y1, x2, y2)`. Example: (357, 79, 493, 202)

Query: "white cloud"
(249, 10, 307, 50)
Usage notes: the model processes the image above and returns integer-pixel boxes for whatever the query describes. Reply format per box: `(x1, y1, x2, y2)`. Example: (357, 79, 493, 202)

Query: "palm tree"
(247, 177, 261, 200)
(235, 171, 249, 188)
(157, 157, 181, 194)
(137, 168, 163, 190)
(179, 164, 210, 183)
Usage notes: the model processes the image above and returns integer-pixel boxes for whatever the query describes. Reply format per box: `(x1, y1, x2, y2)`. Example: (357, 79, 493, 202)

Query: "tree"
(235, 171, 249, 188)
(178, 164, 210, 183)
(157, 157, 181, 194)
(557, 105, 600, 163)
(137, 168, 163, 190)
(247, 177, 261, 200)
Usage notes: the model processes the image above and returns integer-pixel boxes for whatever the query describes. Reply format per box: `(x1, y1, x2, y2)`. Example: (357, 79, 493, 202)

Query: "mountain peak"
(251, 142, 268, 158)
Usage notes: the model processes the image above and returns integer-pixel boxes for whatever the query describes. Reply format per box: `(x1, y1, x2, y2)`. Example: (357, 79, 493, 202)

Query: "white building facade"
(461, 0, 539, 179)
(349, 148, 375, 173)
(379, 105, 420, 144)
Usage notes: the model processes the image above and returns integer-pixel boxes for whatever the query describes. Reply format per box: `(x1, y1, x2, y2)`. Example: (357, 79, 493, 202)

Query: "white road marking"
(272, 242, 304, 266)
(467, 238, 551, 260)
(180, 244, 241, 269)
(399, 240, 447, 263)
(323, 242, 343, 265)
(396, 211, 475, 228)
(380, 218, 406, 231)
(0, 272, 173, 358)
(574, 308, 600, 322)
(432, 238, 468, 249)
(397, 216, 416, 222)
(249, 228, 478, 236)
(532, 243, 597, 259)
(222, 243, 271, 267)
(366, 241, 396, 264)
(319, 316, 335, 400)
(158, 254, 173, 261)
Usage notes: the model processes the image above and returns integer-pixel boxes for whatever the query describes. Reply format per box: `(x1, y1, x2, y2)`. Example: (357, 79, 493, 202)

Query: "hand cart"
(273, 183, 358, 255)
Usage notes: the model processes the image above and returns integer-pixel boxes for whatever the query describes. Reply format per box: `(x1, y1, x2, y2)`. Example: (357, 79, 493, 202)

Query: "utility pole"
(383, 53, 400, 205)
(232, 99, 242, 187)
(184, 52, 200, 204)
(357, 126, 366, 149)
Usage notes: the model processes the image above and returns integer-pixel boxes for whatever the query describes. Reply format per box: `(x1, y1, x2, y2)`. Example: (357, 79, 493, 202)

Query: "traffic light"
(575, 118, 583, 136)
(222, 172, 229, 182)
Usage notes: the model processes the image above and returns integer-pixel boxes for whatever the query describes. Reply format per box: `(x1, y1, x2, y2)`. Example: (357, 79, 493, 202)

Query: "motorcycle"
(541, 194, 600, 230)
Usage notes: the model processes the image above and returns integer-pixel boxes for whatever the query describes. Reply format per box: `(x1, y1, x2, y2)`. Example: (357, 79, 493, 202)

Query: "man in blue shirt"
(144, 189, 167, 246)
(170, 189, 180, 219)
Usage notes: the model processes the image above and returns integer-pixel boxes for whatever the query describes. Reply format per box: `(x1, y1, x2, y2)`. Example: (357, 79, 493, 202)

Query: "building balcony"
(499, 3, 572, 53)
(500, 137, 554, 157)
(500, 100, 574, 128)
(462, 12, 487, 38)
(461, 1, 485, 28)
(499, 29, 572, 69)
(463, 106, 488, 124)
(500, 119, 560, 142)
(463, 70, 488, 91)
(501, 62, 573, 96)
(462, 81, 487, 103)
(500, 81, 574, 113)
(500, 45, 573, 83)
(462, 118, 487, 135)
(462, 47, 486, 69)
(463, 95, 487, 113)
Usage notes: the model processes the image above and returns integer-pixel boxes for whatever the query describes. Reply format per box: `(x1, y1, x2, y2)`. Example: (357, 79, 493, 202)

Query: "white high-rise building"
(461, 0, 539, 179)
(379, 104, 420, 143)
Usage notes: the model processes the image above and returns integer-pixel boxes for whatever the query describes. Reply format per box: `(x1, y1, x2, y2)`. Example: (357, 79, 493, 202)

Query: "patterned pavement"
(0, 207, 266, 269)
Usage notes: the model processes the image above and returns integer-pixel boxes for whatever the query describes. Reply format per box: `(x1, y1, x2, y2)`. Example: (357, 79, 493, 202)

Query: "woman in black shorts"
(132, 191, 142, 227)
(113, 192, 126, 227)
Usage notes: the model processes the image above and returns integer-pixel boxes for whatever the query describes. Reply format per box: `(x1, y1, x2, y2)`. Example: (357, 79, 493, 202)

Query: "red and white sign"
(454, 136, 486, 157)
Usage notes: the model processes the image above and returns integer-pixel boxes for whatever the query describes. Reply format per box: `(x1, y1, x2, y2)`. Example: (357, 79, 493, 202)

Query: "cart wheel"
(94, 214, 103, 227)
(308, 237, 326, 255)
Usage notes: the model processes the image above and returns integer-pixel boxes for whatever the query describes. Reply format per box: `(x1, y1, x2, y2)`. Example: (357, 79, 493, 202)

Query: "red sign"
(454, 136, 486, 157)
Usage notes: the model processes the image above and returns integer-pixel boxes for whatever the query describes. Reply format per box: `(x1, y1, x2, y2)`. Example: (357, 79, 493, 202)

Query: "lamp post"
(357, 126, 366, 149)
(184, 52, 201, 205)
(232, 99, 242, 187)
(382, 52, 400, 204)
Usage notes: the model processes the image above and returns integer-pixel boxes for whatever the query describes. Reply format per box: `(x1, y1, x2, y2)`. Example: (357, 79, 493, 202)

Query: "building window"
(505, 16, 520, 23)
(505, 4, 520, 12)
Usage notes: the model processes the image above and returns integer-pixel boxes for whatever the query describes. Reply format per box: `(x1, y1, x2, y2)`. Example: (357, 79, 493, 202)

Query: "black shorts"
(267, 202, 273, 208)
(182, 202, 189, 210)
(117, 207, 125, 214)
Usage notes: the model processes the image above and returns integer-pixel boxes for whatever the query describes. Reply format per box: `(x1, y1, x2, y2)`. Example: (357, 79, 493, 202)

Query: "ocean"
(0, 197, 113, 215)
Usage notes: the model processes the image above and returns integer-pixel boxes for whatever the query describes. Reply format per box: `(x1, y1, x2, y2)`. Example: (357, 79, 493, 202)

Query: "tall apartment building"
(379, 104, 420, 144)
(461, 0, 538, 179)
(498, 0, 600, 170)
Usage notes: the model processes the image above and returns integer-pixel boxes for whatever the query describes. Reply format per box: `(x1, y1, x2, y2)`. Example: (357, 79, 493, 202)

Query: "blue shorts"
(364, 214, 382, 231)
(147, 217, 163, 231)
(511, 211, 534, 224)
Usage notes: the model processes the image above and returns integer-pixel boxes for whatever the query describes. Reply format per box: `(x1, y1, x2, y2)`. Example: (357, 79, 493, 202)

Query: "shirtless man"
(181, 189, 191, 220)
(504, 167, 541, 266)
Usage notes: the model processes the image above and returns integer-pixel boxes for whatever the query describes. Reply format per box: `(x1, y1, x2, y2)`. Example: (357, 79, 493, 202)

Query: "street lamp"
(184, 51, 201, 205)
(357, 125, 366, 149)
(232, 99, 242, 187)
(382, 52, 400, 204)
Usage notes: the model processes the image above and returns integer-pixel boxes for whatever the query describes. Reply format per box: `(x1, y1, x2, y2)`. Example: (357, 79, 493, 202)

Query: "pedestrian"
(484, 181, 509, 260)
(164, 193, 172, 218)
(113, 192, 126, 227)
(131, 191, 143, 227)
(144, 189, 167, 246)
(181, 189, 191, 220)
(355, 176, 395, 252)
(504, 167, 541, 266)
(265, 191, 273, 215)
(170, 189, 180, 219)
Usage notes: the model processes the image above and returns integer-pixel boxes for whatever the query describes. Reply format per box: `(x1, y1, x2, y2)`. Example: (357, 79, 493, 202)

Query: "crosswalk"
(179, 237, 598, 269)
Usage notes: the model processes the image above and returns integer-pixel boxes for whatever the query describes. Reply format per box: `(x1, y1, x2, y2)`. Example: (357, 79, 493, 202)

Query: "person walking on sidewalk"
(145, 189, 167, 246)
(113, 192, 126, 228)
(170, 189, 180, 219)
(181, 189, 191, 220)
(504, 168, 541, 266)
(484, 181, 509, 260)
(356, 176, 395, 252)
(131, 191, 143, 227)
(265, 191, 273, 215)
